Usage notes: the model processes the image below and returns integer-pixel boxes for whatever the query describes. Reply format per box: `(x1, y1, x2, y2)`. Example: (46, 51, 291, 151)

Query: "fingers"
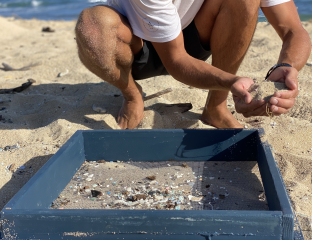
(242, 104, 267, 118)
(230, 77, 255, 103)
(234, 96, 267, 117)
(231, 86, 252, 104)
(274, 89, 299, 100)
(269, 96, 296, 115)
(232, 85, 253, 104)
(284, 68, 298, 91)
(234, 97, 265, 113)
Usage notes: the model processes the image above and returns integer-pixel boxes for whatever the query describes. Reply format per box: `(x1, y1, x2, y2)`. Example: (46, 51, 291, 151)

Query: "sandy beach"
(0, 16, 311, 238)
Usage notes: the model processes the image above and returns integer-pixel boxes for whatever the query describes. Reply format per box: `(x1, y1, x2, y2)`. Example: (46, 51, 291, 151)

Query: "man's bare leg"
(195, 0, 260, 128)
(75, 6, 144, 129)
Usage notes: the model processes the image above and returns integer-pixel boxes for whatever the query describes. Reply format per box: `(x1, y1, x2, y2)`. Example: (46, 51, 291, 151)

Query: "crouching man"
(75, 0, 311, 129)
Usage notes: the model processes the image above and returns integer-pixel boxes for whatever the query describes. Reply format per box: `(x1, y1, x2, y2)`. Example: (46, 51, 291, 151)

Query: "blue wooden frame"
(0, 129, 294, 239)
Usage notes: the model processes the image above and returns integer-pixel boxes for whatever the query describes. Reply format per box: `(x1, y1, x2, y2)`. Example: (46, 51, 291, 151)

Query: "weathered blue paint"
(0, 129, 296, 239)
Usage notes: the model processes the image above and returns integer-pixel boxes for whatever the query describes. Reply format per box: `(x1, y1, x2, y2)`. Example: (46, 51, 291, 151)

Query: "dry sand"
(0, 17, 311, 238)
(250, 80, 289, 101)
(52, 160, 267, 211)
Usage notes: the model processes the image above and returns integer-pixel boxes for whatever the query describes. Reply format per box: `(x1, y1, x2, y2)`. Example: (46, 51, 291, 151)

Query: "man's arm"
(262, 1, 311, 70)
(152, 32, 253, 91)
(234, 1, 311, 117)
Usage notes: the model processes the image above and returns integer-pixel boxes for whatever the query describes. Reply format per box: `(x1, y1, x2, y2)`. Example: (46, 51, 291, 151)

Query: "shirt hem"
(260, 0, 291, 7)
(132, 27, 181, 43)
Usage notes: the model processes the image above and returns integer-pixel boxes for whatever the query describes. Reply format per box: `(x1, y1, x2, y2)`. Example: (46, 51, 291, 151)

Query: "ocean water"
(0, 0, 311, 21)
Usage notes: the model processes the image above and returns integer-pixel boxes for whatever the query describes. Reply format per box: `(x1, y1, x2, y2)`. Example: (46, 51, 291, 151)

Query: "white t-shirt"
(107, 0, 291, 43)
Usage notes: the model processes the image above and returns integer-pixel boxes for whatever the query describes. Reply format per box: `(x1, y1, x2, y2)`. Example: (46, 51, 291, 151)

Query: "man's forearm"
(165, 53, 238, 90)
(152, 32, 239, 91)
(277, 28, 311, 71)
(278, 28, 311, 70)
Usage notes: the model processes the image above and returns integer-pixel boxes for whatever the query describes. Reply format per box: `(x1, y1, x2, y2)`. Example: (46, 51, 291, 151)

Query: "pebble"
(188, 182, 195, 187)
(188, 195, 203, 202)
(57, 69, 69, 77)
(91, 190, 103, 197)
(306, 62, 312, 67)
(92, 104, 107, 113)
(86, 178, 92, 182)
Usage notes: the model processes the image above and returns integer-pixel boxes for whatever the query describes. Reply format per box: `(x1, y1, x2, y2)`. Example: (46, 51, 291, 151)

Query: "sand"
(250, 80, 289, 101)
(52, 160, 267, 211)
(0, 16, 311, 238)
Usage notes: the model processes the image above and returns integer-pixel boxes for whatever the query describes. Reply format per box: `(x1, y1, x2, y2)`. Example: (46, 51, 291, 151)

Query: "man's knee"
(75, 6, 120, 52)
(75, 6, 125, 73)
(225, 0, 260, 23)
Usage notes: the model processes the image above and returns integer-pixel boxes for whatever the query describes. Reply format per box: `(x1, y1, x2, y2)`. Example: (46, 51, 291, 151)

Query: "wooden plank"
(1, 209, 282, 239)
(2, 131, 85, 210)
(83, 129, 258, 161)
(257, 140, 294, 240)
(0, 129, 297, 239)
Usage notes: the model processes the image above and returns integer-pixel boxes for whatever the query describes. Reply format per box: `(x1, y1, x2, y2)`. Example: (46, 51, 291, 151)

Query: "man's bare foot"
(117, 82, 144, 129)
(201, 106, 243, 129)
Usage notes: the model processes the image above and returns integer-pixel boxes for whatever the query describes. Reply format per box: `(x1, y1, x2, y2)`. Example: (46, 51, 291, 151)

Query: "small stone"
(146, 175, 156, 180)
(188, 195, 203, 202)
(86, 178, 92, 182)
(92, 104, 107, 113)
(122, 191, 129, 196)
(18, 165, 26, 170)
(219, 194, 226, 199)
(91, 190, 103, 197)
(8, 163, 15, 172)
(181, 163, 188, 168)
(57, 69, 69, 77)
(306, 62, 312, 67)
(97, 160, 106, 163)
(128, 194, 147, 202)
(83, 186, 90, 189)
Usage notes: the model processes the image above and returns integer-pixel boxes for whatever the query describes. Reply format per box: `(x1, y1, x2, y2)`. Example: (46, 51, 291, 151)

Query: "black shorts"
(132, 20, 211, 80)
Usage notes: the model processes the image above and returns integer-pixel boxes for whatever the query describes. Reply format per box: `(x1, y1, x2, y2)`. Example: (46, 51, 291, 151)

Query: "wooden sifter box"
(0, 129, 298, 239)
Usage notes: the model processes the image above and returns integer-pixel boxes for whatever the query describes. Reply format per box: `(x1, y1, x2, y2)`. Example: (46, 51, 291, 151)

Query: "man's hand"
(231, 77, 266, 117)
(266, 66, 299, 116)
(231, 67, 299, 118)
